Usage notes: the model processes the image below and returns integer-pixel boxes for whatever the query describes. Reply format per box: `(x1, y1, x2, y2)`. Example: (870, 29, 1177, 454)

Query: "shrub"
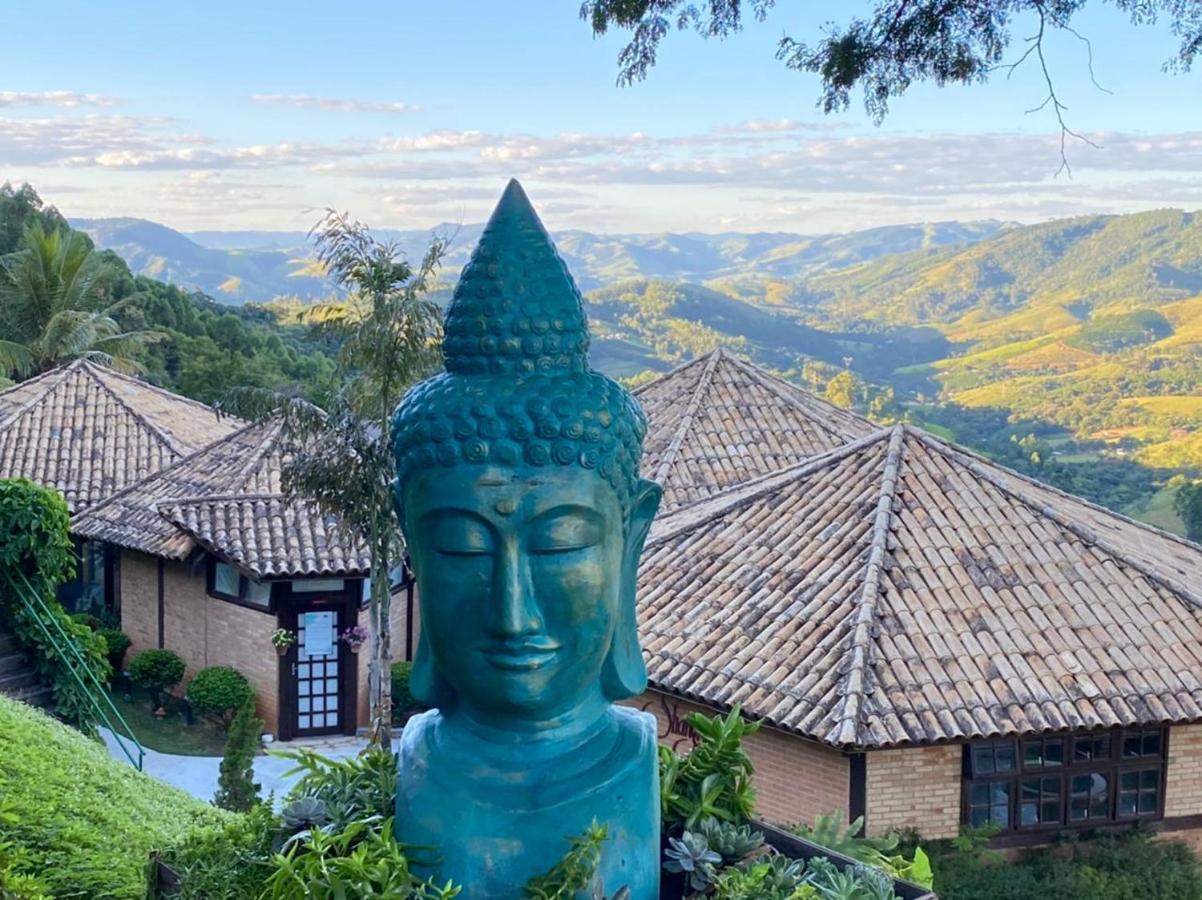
(187, 665, 254, 726)
(927, 828, 1202, 900)
(97, 627, 132, 673)
(391, 660, 419, 721)
(0, 693, 226, 899)
(162, 802, 279, 899)
(128, 647, 186, 707)
(263, 816, 459, 899)
(660, 706, 759, 832)
(0, 478, 110, 733)
(215, 701, 263, 812)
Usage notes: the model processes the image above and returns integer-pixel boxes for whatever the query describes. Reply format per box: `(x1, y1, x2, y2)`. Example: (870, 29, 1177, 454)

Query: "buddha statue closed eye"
(391, 180, 662, 899)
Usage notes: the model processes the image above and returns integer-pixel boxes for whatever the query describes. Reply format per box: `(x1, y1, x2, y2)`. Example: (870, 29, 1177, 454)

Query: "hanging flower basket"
(339, 625, 369, 654)
(271, 628, 297, 656)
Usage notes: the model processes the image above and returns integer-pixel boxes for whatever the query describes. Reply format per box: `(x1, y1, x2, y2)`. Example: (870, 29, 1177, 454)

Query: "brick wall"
(1166, 724, 1202, 819)
(626, 690, 850, 827)
(120, 550, 280, 732)
(865, 744, 961, 839)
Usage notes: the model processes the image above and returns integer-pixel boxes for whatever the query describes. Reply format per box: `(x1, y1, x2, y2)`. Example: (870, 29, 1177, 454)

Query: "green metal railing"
(4, 568, 144, 771)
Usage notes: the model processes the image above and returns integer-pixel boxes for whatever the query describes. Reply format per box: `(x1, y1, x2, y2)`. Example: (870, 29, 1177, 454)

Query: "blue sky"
(2, 0, 1199, 233)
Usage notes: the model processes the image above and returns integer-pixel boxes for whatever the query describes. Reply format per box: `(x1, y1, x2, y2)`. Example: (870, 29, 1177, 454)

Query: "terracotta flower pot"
(347, 642, 363, 654)
(275, 644, 289, 657)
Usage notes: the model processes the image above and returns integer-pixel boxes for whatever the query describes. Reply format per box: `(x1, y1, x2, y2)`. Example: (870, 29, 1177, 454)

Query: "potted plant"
(271, 628, 296, 657)
(339, 625, 369, 654)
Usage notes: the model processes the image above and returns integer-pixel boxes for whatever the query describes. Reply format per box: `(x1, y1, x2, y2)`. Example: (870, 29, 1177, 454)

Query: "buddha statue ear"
(394, 477, 455, 710)
(602, 478, 662, 701)
(409, 619, 455, 709)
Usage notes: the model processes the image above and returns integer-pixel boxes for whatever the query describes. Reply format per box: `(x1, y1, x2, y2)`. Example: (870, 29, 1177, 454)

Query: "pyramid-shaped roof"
(635, 348, 876, 512)
(72, 418, 369, 579)
(0, 360, 240, 513)
(638, 424, 1202, 748)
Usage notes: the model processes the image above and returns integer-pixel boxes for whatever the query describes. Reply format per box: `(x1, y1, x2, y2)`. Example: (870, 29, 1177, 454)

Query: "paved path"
(101, 728, 399, 804)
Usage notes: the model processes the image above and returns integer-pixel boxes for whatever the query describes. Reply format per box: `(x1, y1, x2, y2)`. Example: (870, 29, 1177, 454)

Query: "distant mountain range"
(73, 216, 1011, 302)
(73, 208, 1202, 471)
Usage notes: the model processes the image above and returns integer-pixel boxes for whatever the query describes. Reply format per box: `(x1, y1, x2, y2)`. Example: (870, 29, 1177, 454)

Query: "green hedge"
(0, 478, 110, 732)
(0, 693, 228, 899)
(927, 828, 1202, 899)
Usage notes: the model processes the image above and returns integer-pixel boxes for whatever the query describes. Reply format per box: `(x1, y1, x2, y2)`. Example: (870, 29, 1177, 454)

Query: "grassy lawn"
(107, 687, 228, 756)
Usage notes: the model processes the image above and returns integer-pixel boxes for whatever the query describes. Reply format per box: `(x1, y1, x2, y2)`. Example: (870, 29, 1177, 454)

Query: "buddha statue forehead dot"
(391, 179, 647, 519)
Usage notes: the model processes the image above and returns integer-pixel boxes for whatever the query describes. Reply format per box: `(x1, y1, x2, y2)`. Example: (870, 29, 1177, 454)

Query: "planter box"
(757, 821, 938, 900)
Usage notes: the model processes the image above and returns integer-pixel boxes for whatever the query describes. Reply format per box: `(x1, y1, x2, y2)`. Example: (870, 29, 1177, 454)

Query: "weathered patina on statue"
(391, 180, 662, 898)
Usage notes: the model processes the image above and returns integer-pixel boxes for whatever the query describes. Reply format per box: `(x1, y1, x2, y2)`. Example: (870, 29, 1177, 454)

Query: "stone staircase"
(0, 619, 53, 708)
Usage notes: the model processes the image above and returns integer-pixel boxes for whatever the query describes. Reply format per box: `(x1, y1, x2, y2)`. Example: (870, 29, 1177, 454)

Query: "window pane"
(1142, 733, 1162, 757)
(989, 804, 1009, 827)
(970, 783, 992, 805)
(1140, 769, 1158, 790)
(1122, 735, 1141, 758)
(244, 579, 272, 608)
(1024, 742, 1043, 768)
(1045, 742, 1063, 767)
(1139, 791, 1158, 814)
(1120, 771, 1139, 791)
(995, 744, 1016, 772)
(214, 561, 240, 596)
(1118, 793, 1137, 816)
(1042, 800, 1060, 821)
(969, 807, 990, 828)
(1020, 803, 1039, 826)
(972, 746, 994, 773)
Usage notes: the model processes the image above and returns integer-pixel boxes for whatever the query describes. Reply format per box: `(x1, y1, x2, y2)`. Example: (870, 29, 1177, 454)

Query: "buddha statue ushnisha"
(390, 180, 662, 898)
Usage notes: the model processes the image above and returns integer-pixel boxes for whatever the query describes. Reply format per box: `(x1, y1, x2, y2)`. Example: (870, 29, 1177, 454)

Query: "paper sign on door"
(303, 611, 334, 657)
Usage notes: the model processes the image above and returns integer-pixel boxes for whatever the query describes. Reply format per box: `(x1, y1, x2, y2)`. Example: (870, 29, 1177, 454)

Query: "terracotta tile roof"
(638, 424, 1202, 749)
(71, 418, 370, 579)
(0, 360, 240, 513)
(635, 348, 876, 512)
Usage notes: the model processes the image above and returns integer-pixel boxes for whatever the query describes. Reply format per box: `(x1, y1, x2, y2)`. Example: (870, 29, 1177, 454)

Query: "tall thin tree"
(228, 212, 446, 747)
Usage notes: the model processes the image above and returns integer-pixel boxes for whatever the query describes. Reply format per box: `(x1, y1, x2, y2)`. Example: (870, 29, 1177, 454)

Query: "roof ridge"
(0, 364, 77, 432)
(77, 361, 195, 457)
(631, 349, 713, 398)
(827, 424, 906, 747)
(721, 352, 873, 433)
(225, 417, 285, 492)
(79, 358, 245, 422)
(907, 426, 1202, 611)
(646, 426, 894, 549)
(650, 348, 723, 487)
(70, 416, 271, 530)
(155, 491, 293, 509)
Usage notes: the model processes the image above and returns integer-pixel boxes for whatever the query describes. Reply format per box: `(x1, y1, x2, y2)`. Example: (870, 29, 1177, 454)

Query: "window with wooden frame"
(205, 558, 274, 611)
(961, 727, 1167, 833)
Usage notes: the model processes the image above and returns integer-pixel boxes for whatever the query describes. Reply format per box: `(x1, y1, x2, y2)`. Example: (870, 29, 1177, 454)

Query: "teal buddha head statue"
(391, 179, 662, 731)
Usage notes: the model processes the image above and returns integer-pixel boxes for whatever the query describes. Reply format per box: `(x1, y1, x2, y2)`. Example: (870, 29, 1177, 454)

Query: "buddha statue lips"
(391, 180, 662, 898)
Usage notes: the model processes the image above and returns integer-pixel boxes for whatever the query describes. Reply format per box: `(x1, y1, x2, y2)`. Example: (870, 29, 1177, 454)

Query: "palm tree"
(0, 223, 161, 379)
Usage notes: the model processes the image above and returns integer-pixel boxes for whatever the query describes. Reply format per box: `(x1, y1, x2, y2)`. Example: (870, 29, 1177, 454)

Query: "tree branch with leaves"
(582, 0, 1201, 171)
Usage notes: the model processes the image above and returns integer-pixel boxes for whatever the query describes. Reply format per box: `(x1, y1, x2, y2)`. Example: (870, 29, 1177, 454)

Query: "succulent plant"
(697, 816, 766, 863)
(281, 796, 330, 832)
(663, 831, 722, 892)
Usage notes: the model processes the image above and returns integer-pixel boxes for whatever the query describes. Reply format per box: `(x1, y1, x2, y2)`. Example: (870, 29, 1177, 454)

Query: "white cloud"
(251, 94, 420, 114)
(0, 90, 116, 108)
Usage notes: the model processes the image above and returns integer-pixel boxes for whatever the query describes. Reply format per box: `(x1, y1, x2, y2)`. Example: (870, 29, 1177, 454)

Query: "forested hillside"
(1, 184, 335, 405)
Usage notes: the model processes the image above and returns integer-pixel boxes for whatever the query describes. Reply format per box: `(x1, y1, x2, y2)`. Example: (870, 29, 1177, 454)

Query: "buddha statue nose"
(489, 538, 542, 637)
